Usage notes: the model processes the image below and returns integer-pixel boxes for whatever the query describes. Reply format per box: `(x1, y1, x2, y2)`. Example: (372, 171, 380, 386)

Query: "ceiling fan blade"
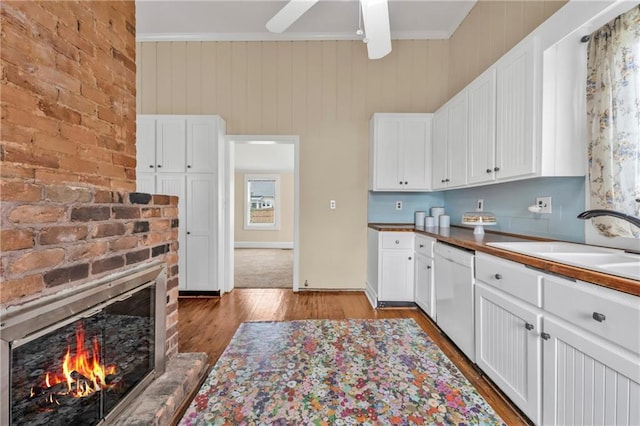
(362, 0, 392, 60)
(266, 0, 320, 33)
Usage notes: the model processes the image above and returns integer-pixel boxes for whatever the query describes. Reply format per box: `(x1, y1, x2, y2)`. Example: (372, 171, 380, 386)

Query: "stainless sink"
(486, 241, 640, 281)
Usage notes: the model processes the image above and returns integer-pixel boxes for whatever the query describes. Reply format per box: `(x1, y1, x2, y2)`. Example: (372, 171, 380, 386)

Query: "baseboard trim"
(234, 242, 294, 249)
(178, 290, 221, 298)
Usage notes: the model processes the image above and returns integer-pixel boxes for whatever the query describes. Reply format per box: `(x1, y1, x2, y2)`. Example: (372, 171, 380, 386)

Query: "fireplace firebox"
(1, 262, 167, 425)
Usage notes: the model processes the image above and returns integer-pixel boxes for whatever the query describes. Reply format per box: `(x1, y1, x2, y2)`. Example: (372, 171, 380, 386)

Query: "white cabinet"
(475, 282, 542, 425)
(467, 69, 497, 185)
(495, 39, 538, 180)
(369, 113, 432, 191)
(432, 93, 467, 189)
(414, 234, 436, 318)
(542, 316, 640, 426)
(136, 115, 225, 292)
(367, 231, 415, 305)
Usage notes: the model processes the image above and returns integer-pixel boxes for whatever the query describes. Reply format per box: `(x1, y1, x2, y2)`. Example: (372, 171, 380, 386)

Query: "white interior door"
(186, 175, 217, 291)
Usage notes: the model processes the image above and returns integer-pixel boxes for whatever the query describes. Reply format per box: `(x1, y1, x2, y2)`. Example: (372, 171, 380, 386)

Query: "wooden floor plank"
(178, 289, 530, 425)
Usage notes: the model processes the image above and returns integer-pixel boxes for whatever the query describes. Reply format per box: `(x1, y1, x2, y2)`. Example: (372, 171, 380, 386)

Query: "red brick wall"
(0, 2, 180, 357)
(1, 1, 137, 190)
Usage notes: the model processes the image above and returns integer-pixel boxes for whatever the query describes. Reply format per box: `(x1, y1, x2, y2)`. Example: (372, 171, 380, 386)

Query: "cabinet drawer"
(381, 232, 414, 250)
(544, 276, 640, 354)
(476, 253, 542, 307)
(415, 234, 435, 257)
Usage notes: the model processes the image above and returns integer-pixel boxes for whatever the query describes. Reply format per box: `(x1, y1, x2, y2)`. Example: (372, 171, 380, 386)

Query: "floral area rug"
(179, 319, 504, 425)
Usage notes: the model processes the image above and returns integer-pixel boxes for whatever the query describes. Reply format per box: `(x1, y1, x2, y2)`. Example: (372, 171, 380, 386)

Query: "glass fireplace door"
(10, 284, 155, 426)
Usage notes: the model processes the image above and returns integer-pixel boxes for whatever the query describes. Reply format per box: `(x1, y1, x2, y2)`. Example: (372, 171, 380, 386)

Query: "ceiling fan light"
(361, 0, 392, 59)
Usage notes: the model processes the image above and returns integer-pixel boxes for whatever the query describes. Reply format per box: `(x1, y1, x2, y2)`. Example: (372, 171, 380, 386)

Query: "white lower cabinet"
(542, 315, 640, 426)
(368, 231, 414, 305)
(475, 252, 640, 426)
(414, 234, 435, 317)
(475, 282, 542, 424)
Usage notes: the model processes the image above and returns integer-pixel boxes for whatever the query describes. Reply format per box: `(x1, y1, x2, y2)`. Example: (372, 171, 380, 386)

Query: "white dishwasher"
(434, 242, 476, 362)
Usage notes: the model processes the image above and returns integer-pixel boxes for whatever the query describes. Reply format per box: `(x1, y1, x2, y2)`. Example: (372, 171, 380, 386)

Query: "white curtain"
(586, 5, 640, 238)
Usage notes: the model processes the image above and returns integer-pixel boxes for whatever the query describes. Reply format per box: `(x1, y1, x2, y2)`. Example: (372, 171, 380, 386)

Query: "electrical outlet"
(477, 199, 484, 211)
(330, 200, 336, 209)
(395, 201, 403, 211)
(536, 196, 552, 214)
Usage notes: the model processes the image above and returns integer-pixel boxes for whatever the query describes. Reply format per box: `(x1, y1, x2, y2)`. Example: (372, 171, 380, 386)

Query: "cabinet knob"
(494, 166, 500, 172)
(592, 312, 606, 322)
(525, 323, 534, 331)
(187, 231, 191, 235)
(445, 178, 450, 182)
(149, 165, 154, 168)
(404, 181, 408, 185)
(541, 332, 551, 340)
(486, 168, 492, 173)
(395, 240, 400, 244)
(426, 265, 432, 269)
(441, 179, 446, 183)
(494, 273, 503, 280)
(187, 165, 192, 168)
(419, 244, 424, 248)
(157, 165, 162, 168)
(399, 181, 403, 185)
(408, 256, 412, 260)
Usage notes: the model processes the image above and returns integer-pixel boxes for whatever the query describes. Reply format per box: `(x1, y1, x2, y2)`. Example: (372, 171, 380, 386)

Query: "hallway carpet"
(234, 248, 293, 289)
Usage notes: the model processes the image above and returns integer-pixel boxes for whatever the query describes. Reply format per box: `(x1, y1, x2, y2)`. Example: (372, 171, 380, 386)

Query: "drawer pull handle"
(494, 273, 503, 280)
(149, 165, 154, 168)
(419, 244, 425, 248)
(592, 312, 606, 322)
(525, 323, 534, 331)
(541, 332, 551, 340)
(486, 168, 492, 173)
(426, 265, 431, 269)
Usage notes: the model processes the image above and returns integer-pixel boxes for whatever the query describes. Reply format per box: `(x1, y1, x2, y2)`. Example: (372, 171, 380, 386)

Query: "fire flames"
(32, 323, 118, 400)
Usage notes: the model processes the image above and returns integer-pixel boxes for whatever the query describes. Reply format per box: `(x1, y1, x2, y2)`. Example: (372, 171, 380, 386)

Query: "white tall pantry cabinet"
(136, 115, 226, 292)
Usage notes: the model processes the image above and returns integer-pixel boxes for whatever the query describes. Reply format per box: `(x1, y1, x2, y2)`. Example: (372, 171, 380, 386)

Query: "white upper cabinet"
(495, 38, 538, 180)
(467, 68, 497, 185)
(432, 92, 468, 189)
(369, 113, 432, 191)
(136, 115, 224, 174)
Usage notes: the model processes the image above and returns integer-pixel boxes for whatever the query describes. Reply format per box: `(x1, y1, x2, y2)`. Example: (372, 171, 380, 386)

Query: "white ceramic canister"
(431, 207, 445, 224)
(424, 216, 435, 227)
(439, 214, 450, 228)
(414, 211, 426, 227)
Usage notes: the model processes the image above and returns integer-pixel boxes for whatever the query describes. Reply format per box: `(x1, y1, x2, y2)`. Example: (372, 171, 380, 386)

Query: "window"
(244, 174, 281, 230)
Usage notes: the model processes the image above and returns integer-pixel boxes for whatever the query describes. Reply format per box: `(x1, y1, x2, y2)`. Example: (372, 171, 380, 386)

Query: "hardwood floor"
(178, 289, 529, 425)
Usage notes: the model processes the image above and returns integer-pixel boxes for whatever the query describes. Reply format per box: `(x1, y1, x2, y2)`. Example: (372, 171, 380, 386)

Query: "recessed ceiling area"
(135, 0, 476, 41)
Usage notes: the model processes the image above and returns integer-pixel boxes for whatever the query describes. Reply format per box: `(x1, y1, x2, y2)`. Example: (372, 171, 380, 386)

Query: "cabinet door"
(447, 92, 468, 187)
(431, 107, 449, 190)
(186, 118, 217, 173)
(156, 119, 186, 173)
(371, 117, 402, 190)
(496, 40, 537, 180)
(401, 117, 431, 190)
(475, 283, 542, 424)
(414, 254, 434, 318)
(467, 69, 497, 185)
(136, 116, 156, 172)
(136, 173, 155, 195)
(186, 175, 217, 291)
(157, 175, 187, 290)
(542, 316, 640, 426)
(380, 250, 414, 302)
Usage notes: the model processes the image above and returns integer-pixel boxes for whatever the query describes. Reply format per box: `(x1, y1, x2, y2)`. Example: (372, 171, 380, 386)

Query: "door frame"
(222, 135, 300, 293)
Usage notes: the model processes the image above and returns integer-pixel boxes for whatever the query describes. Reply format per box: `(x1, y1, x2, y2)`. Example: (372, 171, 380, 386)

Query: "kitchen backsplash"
(369, 177, 586, 243)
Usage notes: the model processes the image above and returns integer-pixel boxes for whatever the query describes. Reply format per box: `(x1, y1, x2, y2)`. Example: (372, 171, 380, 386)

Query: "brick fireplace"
(1, 2, 186, 422)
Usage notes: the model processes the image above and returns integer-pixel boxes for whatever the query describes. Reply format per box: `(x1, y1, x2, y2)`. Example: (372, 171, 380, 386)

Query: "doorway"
(223, 136, 300, 293)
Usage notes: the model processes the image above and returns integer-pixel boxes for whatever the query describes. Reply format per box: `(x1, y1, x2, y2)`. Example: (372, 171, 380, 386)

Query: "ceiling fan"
(266, 0, 392, 60)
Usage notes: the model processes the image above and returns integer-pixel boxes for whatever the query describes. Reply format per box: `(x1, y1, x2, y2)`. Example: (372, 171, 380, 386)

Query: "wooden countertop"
(369, 223, 640, 297)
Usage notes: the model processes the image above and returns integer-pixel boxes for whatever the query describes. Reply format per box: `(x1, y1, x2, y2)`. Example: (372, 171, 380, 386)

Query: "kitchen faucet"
(577, 209, 640, 229)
